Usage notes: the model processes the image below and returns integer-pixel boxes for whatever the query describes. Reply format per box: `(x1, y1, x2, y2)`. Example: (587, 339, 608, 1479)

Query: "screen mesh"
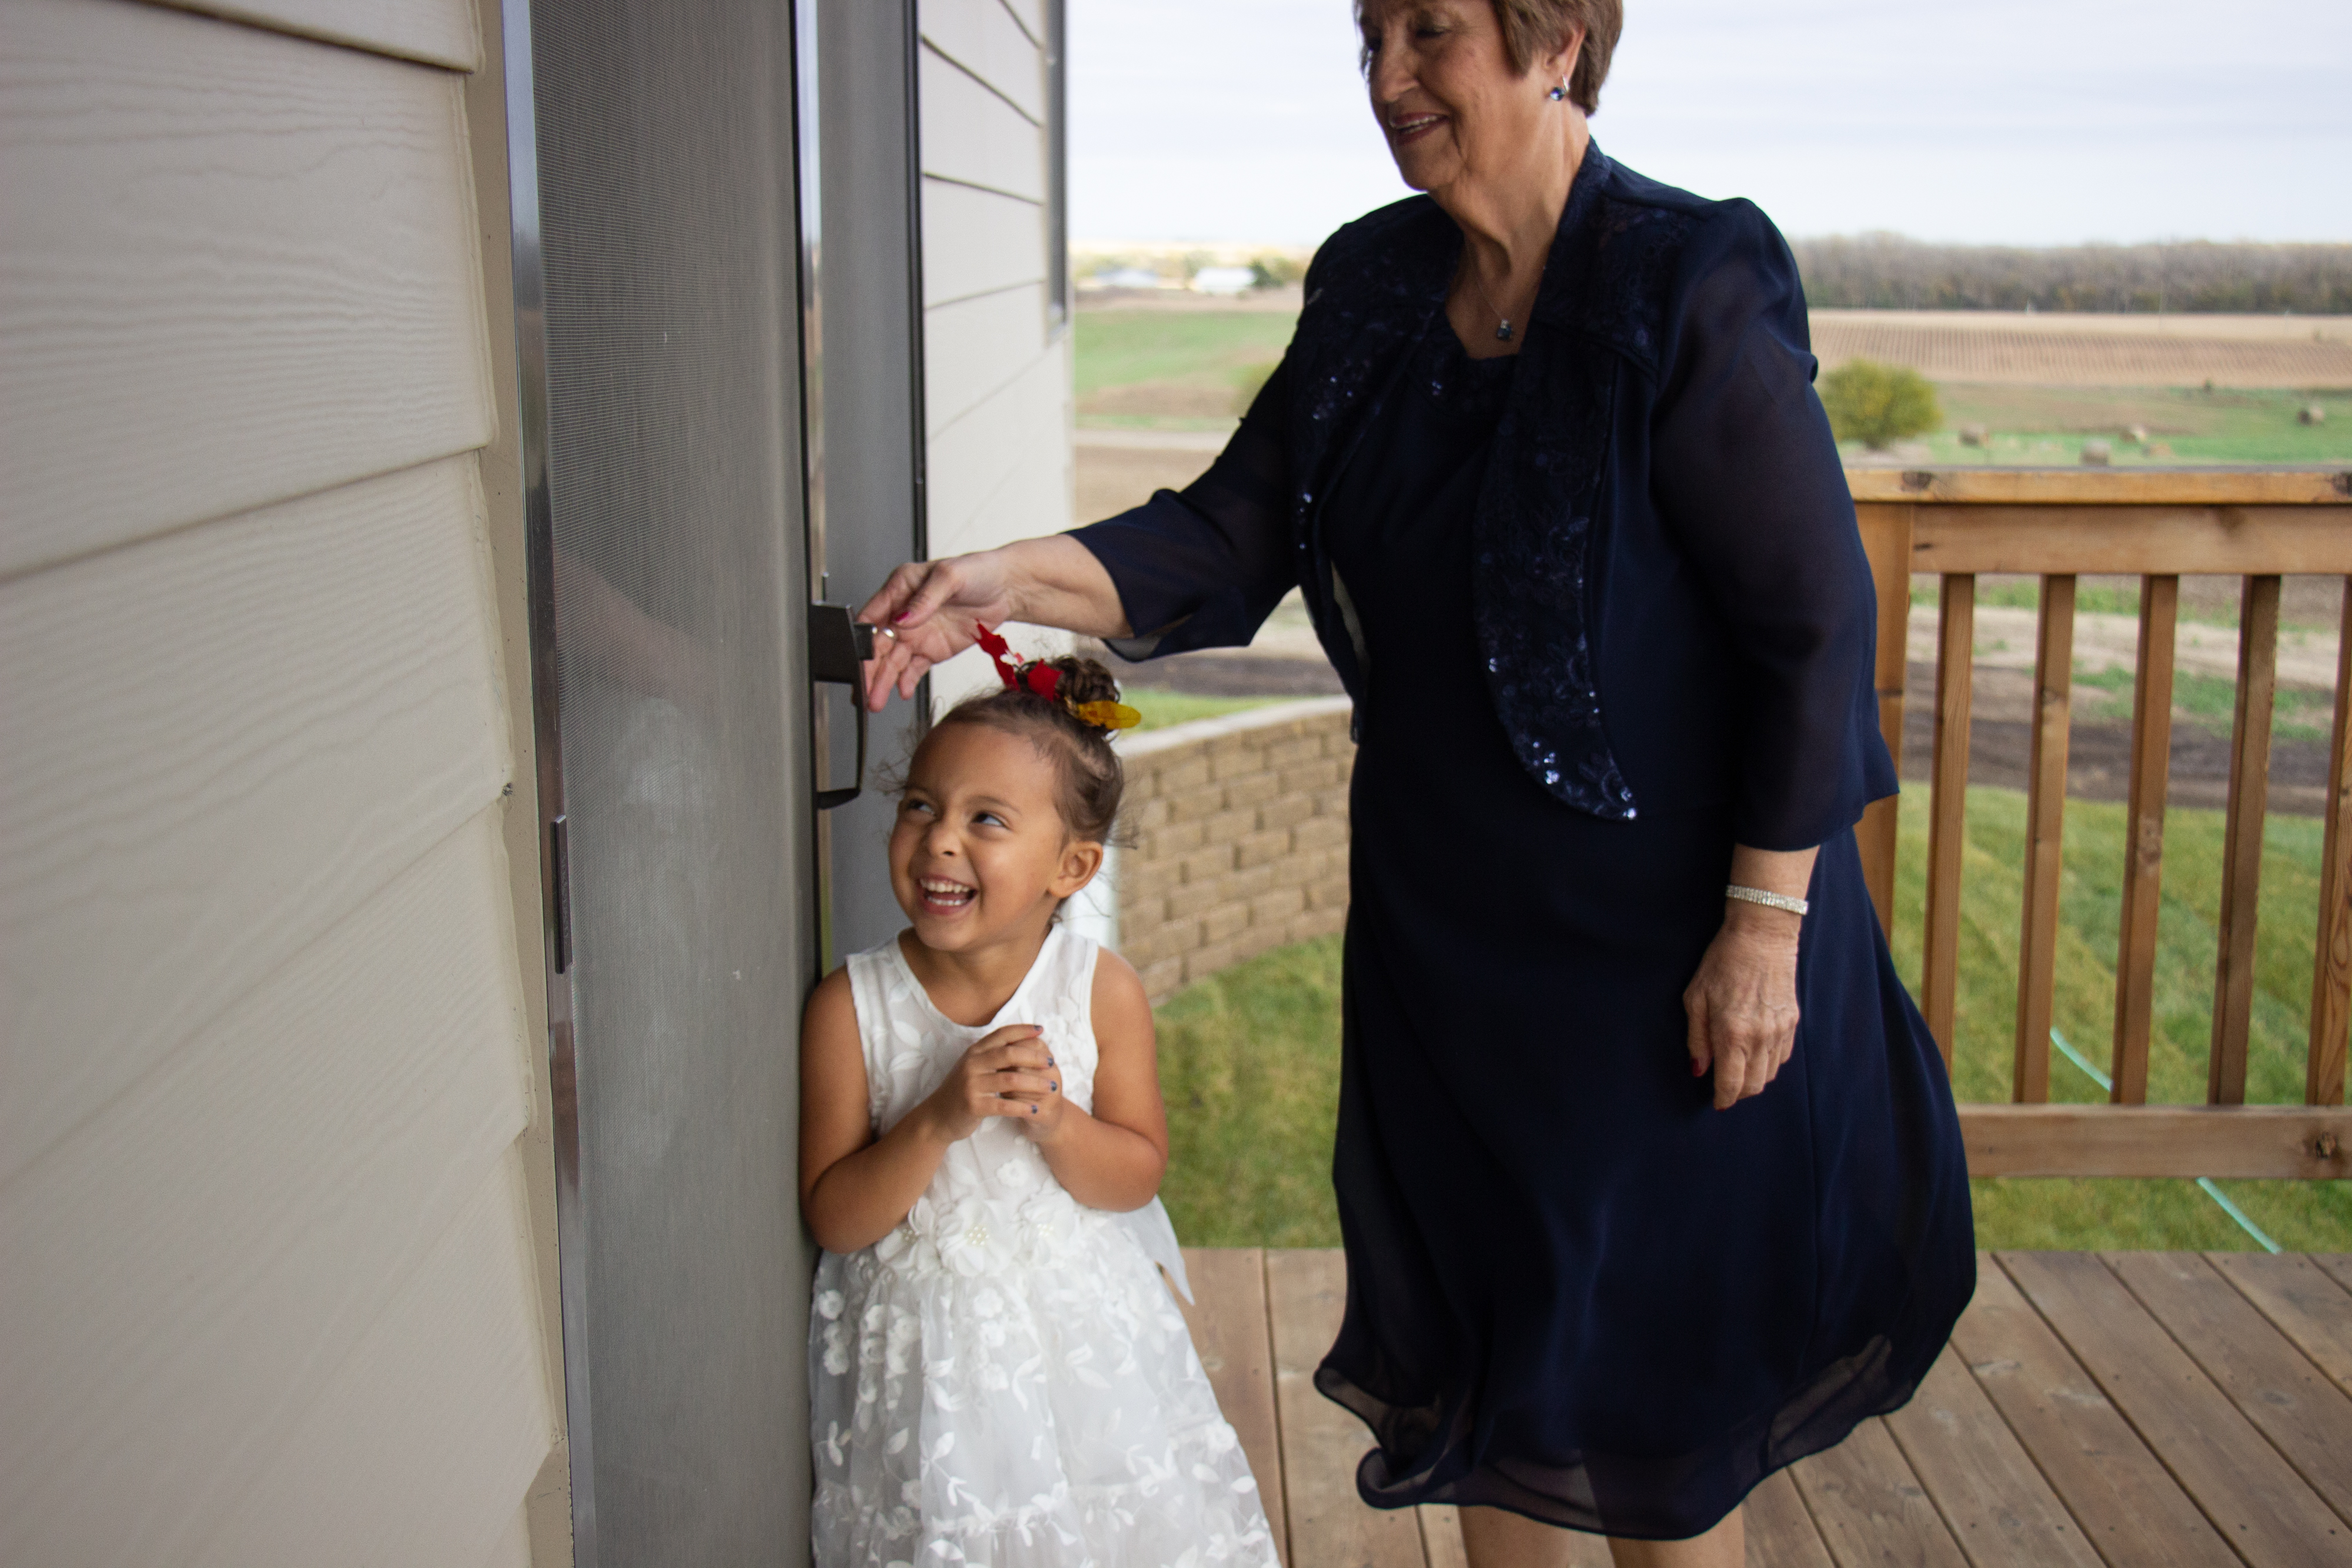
(527, 0, 813, 1558)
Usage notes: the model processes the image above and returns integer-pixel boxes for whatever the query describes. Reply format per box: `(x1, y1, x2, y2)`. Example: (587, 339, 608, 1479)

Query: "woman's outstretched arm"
(856, 536, 1129, 710)
(856, 359, 1299, 712)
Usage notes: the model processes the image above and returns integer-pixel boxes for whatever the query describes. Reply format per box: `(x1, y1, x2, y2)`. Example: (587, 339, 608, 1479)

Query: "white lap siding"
(916, 0, 1075, 704)
(0, 1, 561, 1563)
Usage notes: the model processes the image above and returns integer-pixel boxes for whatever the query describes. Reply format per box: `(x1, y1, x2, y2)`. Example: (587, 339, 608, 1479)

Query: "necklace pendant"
(1494, 319, 1514, 342)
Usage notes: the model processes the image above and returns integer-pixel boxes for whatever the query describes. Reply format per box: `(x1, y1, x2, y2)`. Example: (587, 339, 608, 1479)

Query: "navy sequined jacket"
(1072, 147, 1896, 851)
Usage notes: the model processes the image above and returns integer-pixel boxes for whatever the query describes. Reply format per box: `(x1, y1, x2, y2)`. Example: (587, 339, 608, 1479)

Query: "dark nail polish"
(1050, 1081, 1058, 1091)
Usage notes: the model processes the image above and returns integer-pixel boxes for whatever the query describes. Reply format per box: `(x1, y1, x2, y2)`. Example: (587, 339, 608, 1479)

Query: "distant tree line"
(1790, 235, 2352, 314)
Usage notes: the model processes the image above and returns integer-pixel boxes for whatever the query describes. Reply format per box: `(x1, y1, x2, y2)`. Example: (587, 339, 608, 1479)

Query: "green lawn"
(2069, 664, 2338, 744)
(1909, 577, 2152, 620)
(1159, 938, 1349, 1249)
(1155, 782, 2352, 1252)
(1074, 310, 1297, 396)
(1121, 686, 1279, 732)
(1075, 310, 1296, 429)
(1839, 384, 2352, 466)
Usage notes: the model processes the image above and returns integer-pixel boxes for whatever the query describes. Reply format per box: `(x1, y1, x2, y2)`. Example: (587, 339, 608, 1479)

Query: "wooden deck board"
(1179, 1249, 2352, 1568)
(1264, 1249, 1425, 1568)
(2000, 1251, 2350, 1566)
(2106, 1252, 2352, 1529)
(1790, 1417, 1971, 1567)
(1948, 1261, 2237, 1568)
(1175, 1249, 1289, 1563)
(2210, 1251, 2352, 1402)
(1881, 1348, 2105, 1568)
(1743, 1469, 1835, 1568)
(1415, 1506, 1469, 1568)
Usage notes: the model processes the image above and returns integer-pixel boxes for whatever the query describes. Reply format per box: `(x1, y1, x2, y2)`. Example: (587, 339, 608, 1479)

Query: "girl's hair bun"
(930, 647, 1129, 840)
(971, 623, 1137, 735)
(1044, 656, 1123, 723)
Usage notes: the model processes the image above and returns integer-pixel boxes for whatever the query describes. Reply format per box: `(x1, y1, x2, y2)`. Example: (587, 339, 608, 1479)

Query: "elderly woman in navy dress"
(859, 1, 1975, 1561)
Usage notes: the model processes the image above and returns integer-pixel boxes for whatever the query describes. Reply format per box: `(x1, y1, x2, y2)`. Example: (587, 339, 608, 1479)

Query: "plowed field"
(1810, 309, 2352, 386)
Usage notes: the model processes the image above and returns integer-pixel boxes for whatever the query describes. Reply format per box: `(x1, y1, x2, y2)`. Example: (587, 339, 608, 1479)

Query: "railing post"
(1922, 573, 1974, 1068)
(2110, 574, 2178, 1104)
(2308, 576, 2352, 1108)
(2210, 574, 2281, 1105)
(1853, 503, 1915, 937)
(2014, 574, 2076, 1104)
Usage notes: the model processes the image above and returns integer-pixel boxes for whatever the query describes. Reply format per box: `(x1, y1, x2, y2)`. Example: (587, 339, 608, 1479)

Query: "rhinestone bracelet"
(1725, 884, 1809, 917)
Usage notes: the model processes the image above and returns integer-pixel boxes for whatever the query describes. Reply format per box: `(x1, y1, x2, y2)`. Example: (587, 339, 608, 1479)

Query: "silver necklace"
(1462, 259, 1528, 342)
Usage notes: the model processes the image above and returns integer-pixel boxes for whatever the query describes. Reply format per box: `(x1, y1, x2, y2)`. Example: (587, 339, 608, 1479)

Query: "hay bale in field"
(2300, 403, 2327, 425)
(2126, 424, 2149, 444)
(2080, 439, 2113, 466)
(2146, 440, 2174, 458)
(1959, 424, 1989, 447)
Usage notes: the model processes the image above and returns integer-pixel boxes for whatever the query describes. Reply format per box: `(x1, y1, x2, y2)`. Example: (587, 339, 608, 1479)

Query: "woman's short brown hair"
(1359, 0, 1623, 116)
(1497, 0, 1621, 113)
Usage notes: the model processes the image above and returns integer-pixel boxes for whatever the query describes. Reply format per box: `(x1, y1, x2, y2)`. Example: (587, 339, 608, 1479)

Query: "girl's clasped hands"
(923, 1023, 1066, 1140)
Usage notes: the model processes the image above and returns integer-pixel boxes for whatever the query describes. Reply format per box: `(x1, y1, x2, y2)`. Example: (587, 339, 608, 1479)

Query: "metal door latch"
(809, 603, 876, 810)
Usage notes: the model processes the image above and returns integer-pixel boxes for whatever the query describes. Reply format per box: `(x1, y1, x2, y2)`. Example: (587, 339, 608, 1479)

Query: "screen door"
(509, 0, 817, 1560)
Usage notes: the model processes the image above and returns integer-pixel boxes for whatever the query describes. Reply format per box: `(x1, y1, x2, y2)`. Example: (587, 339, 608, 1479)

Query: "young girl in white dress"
(799, 638, 1279, 1568)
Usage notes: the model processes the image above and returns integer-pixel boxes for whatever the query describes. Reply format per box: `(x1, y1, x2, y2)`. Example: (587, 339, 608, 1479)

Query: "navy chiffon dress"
(1074, 156, 1974, 1540)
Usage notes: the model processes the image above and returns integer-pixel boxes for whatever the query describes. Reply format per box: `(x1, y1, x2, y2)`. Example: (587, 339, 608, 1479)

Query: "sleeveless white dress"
(810, 925, 1279, 1568)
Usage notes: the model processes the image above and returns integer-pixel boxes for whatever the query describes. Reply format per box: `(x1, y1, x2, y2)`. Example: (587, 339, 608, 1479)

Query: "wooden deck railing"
(1849, 468, 2352, 1181)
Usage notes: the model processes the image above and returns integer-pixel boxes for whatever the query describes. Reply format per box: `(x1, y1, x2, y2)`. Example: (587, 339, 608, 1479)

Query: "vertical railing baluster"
(2111, 575, 2179, 1104)
(1855, 503, 1916, 937)
(2306, 576, 2352, 1107)
(2211, 574, 2282, 1105)
(1922, 573, 1975, 1068)
(2014, 574, 2076, 1104)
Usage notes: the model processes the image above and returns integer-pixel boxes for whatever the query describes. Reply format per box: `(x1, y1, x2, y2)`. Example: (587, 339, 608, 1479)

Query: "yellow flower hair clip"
(1075, 700, 1142, 732)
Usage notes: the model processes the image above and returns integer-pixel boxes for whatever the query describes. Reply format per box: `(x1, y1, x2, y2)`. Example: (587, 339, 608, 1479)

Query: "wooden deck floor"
(1173, 1250, 2352, 1568)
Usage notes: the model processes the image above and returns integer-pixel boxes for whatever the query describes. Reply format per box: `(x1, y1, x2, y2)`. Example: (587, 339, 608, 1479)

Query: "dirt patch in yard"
(1103, 645, 2337, 820)
(1899, 660, 2334, 817)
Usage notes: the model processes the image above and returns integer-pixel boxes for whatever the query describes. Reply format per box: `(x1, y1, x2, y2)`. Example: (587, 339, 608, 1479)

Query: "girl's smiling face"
(889, 722, 1105, 956)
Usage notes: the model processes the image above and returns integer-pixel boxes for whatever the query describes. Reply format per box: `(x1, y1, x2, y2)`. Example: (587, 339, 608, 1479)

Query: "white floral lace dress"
(811, 925, 1278, 1568)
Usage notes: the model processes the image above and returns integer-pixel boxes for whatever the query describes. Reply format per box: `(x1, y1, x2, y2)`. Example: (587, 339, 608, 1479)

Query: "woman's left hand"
(1683, 904, 1803, 1110)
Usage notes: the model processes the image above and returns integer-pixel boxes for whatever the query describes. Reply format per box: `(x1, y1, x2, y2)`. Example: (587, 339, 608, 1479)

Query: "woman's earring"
(1548, 77, 1569, 101)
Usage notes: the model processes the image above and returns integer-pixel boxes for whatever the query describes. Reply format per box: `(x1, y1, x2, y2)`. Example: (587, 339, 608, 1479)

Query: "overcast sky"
(1068, 0, 2350, 247)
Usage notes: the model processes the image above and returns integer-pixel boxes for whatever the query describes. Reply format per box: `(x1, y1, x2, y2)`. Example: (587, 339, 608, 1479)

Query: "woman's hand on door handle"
(856, 537, 1132, 710)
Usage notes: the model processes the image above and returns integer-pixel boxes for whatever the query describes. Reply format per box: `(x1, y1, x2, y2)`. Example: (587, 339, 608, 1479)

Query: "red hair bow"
(975, 623, 1061, 701)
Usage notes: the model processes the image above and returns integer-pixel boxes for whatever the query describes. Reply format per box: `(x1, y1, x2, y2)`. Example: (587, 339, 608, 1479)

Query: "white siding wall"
(916, 0, 1075, 702)
(0, 0, 561, 1562)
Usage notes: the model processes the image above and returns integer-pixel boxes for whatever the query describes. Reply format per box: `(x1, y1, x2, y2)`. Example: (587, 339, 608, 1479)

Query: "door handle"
(809, 603, 876, 810)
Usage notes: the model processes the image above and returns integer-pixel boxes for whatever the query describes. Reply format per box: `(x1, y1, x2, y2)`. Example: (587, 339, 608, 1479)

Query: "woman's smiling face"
(888, 721, 1101, 956)
(1361, 0, 1578, 196)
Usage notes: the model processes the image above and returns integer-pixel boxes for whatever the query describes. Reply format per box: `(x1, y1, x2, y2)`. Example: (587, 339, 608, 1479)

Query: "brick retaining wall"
(1112, 697, 1356, 1001)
